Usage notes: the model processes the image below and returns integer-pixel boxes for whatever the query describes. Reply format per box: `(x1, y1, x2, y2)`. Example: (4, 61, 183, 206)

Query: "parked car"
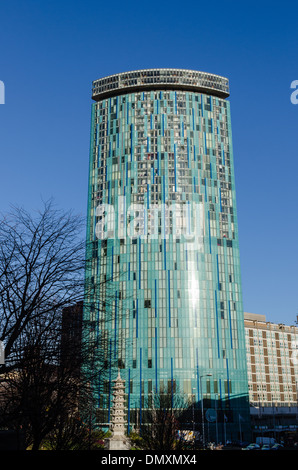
(242, 443, 260, 450)
(261, 444, 271, 450)
(271, 443, 283, 450)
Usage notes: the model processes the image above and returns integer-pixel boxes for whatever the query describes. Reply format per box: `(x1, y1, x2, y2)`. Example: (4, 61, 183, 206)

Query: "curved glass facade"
(84, 69, 251, 442)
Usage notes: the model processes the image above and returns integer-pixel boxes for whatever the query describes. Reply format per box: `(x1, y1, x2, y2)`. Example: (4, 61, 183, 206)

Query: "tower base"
(104, 436, 131, 450)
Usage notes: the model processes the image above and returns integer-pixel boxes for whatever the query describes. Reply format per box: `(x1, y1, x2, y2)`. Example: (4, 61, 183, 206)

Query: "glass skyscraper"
(84, 68, 251, 442)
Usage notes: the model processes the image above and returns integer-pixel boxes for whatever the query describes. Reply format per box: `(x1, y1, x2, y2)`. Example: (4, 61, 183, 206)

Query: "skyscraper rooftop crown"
(92, 68, 229, 101)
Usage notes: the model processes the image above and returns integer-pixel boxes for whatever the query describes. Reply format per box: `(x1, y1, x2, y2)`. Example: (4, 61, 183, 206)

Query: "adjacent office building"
(83, 69, 251, 442)
(244, 313, 298, 441)
(245, 312, 298, 407)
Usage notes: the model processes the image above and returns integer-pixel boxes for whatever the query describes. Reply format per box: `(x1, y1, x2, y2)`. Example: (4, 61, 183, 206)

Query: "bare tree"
(137, 389, 192, 451)
(0, 200, 121, 449)
(0, 199, 85, 373)
(0, 200, 132, 449)
(0, 314, 98, 450)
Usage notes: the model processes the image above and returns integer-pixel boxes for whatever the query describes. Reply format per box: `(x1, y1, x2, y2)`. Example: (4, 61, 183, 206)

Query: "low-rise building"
(244, 312, 298, 443)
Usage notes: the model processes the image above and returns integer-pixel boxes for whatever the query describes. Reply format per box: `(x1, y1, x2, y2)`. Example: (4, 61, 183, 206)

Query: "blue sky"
(0, 0, 297, 326)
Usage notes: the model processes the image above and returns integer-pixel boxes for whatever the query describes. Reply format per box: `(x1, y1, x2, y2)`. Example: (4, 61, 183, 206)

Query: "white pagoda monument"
(105, 370, 130, 450)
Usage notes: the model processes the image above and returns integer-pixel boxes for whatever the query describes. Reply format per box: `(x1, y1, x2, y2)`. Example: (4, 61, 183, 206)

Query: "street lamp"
(214, 373, 224, 445)
(214, 393, 219, 445)
(200, 373, 212, 448)
(191, 388, 196, 449)
(192, 388, 196, 434)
